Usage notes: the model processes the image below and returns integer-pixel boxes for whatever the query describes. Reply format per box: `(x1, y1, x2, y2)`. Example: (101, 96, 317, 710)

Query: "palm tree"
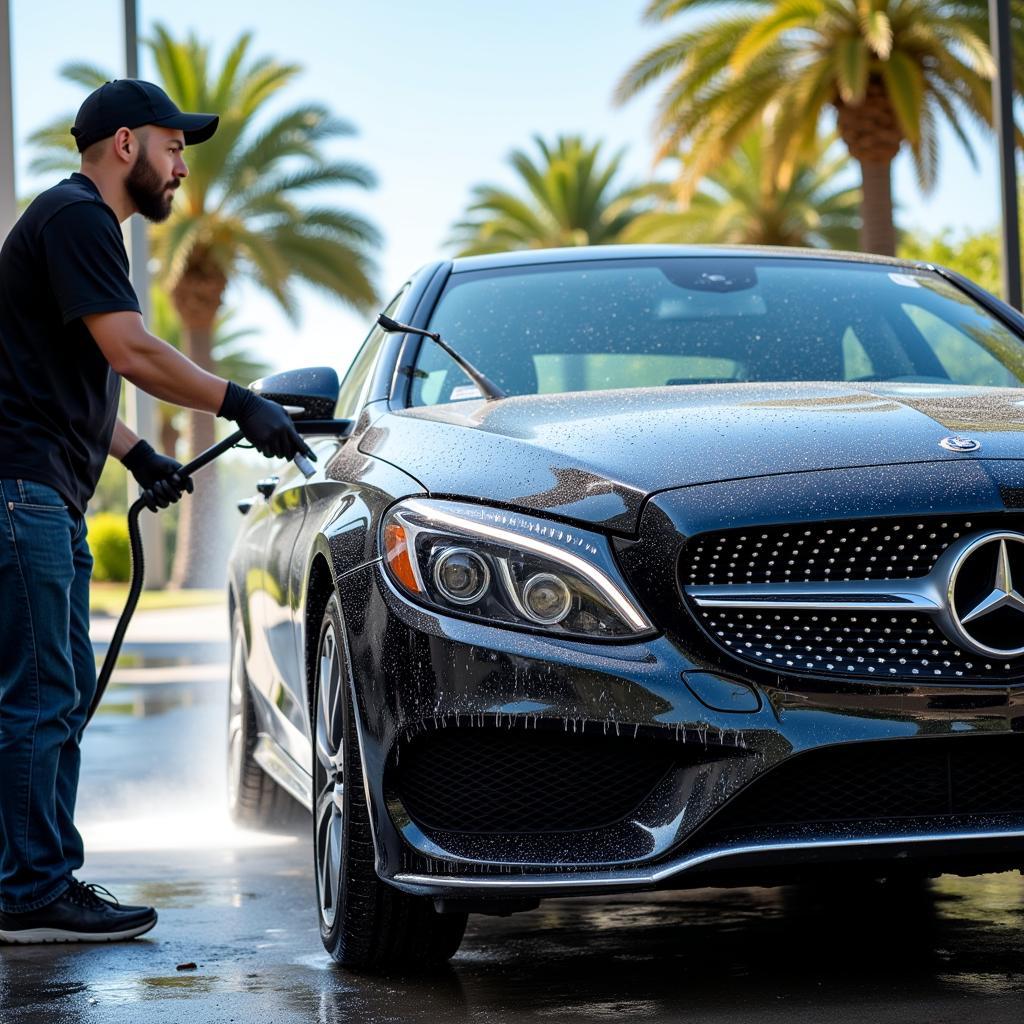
(449, 135, 651, 255)
(624, 125, 860, 249)
(29, 27, 381, 586)
(614, 0, 1015, 257)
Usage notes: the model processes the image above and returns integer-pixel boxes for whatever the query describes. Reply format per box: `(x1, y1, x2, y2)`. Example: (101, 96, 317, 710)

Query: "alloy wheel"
(314, 622, 345, 929)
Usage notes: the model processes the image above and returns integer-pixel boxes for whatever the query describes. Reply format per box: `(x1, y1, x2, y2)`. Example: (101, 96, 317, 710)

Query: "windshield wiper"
(377, 314, 506, 401)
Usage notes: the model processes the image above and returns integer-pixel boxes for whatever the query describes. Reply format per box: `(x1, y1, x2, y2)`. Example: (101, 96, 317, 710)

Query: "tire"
(313, 593, 467, 969)
(227, 609, 304, 829)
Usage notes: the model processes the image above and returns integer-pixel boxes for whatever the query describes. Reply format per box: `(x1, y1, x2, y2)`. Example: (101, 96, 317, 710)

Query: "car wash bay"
(1, 605, 1022, 1024)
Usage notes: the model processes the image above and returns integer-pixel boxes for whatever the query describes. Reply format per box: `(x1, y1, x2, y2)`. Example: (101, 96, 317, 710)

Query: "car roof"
(449, 243, 927, 275)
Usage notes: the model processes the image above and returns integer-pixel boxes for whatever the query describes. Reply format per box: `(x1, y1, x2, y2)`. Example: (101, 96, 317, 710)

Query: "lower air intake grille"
(702, 735, 1024, 840)
(393, 728, 677, 834)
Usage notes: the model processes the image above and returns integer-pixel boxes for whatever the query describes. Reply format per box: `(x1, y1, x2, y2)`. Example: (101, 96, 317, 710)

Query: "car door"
(236, 475, 276, 692)
(257, 459, 314, 765)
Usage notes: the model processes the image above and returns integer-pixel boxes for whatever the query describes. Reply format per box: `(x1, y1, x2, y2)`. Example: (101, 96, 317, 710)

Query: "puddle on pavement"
(140, 974, 220, 997)
(292, 952, 334, 971)
(121, 880, 210, 909)
(92, 676, 225, 718)
(95, 653, 204, 669)
(932, 872, 1024, 928)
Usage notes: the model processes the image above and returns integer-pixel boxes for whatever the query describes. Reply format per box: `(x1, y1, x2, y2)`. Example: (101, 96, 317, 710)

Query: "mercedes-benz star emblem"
(946, 532, 1024, 658)
(939, 436, 982, 453)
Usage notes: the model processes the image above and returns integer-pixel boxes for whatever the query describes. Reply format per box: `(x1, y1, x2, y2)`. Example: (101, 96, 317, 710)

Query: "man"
(0, 80, 314, 944)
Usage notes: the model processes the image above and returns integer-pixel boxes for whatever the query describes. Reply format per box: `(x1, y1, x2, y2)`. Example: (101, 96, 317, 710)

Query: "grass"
(89, 582, 225, 616)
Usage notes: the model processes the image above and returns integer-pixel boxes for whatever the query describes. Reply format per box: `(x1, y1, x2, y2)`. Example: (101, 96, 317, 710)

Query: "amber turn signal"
(383, 521, 421, 594)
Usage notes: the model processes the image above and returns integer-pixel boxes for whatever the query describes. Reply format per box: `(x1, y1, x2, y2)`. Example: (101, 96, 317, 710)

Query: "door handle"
(256, 475, 280, 498)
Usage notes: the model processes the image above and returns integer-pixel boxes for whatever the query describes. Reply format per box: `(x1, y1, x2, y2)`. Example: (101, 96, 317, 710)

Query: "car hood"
(359, 382, 1024, 532)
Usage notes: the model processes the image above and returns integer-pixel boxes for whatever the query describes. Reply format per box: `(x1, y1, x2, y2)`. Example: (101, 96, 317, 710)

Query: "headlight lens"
(433, 547, 490, 605)
(381, 498, 654, 640)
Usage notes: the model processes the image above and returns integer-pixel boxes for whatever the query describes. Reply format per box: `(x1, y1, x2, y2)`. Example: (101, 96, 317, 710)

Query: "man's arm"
(109, 418, 141, 460)
(83, 310, 229, 411)
(85, 309, 315, 464)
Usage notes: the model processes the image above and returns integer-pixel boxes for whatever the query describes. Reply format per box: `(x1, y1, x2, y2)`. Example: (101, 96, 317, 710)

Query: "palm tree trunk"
(159, 410, 179, 462)
(859, 159, 896, 256)
(835, 77, 902, 258)
(169, 254, 227, 589)
(168, 323, 225, 589)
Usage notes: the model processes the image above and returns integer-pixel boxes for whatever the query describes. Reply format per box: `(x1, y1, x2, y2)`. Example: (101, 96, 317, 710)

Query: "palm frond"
(449, 135, 647, 256)
(881, 49, 925, 145)
(27, 153, 80, 175)
(59, 61, 111, 89)
(730, 0, 821, 74)
(615, 0, 1017, 250)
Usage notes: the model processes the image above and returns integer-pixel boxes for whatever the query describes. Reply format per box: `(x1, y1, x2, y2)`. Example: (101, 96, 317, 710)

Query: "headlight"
(381, 498, 654, 640)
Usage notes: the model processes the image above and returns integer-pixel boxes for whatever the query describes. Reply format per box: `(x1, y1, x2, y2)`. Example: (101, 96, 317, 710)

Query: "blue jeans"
(0, 477, 94, 912)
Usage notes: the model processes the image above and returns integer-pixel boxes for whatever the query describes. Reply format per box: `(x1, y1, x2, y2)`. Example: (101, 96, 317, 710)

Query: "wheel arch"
(303, 542, 338, 735)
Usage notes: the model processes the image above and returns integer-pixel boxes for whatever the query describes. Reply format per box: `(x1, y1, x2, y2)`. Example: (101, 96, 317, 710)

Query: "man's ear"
(113, 127, 134, 165)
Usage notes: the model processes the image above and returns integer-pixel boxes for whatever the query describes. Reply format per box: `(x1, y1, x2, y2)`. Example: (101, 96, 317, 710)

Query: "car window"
(841, 328, 873, 379)
(408, 259, 1024, 405)
(336, 287, 408, 418)
(902, 303, 1020, 387)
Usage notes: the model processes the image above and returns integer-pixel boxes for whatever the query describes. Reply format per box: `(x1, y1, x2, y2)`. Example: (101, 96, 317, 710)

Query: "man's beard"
(125, 148, 178, 223)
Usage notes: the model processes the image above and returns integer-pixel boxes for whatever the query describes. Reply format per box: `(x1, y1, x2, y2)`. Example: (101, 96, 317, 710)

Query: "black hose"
(86, 418, 352, 726)
(87, 428, 246, 725)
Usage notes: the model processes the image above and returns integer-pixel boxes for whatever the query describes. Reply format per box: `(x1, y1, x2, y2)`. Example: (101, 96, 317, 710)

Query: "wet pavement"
(2, 609, 1024, 1022)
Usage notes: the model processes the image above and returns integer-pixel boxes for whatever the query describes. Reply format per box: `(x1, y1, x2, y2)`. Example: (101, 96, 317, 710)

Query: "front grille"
(699, 608, 1022, 680)
(393, 728, 677, 834)
(683, 516, 978, 586)
(680, 513, 1024, 682)
(703, 735, 1024, 840)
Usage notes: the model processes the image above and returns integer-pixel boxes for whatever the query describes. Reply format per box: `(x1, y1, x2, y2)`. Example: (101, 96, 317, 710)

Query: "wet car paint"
(226, 246, 1024, 907)
(359, 383, 1024, 532)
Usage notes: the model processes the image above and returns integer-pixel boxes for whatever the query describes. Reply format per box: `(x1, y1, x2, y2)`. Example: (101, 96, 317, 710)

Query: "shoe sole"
(0, 916, 157, 944)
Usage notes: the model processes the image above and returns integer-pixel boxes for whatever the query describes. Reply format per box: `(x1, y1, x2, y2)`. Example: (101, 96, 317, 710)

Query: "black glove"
(218, 381, 317, 463)
(121, 439, 194, 513)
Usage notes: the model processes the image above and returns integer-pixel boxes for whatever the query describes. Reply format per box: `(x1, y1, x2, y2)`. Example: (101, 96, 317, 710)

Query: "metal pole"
(990, 0, 1022, 309)
(122, 0, 166, 585)
(0, 0, 16, 241)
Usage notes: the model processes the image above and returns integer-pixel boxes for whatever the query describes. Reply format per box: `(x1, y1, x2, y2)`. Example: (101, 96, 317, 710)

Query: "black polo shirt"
(0, 172, 140, 514)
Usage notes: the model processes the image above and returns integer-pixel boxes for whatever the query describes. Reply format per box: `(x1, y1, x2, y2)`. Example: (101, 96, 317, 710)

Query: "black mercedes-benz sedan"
(226, 245, 1024, 968)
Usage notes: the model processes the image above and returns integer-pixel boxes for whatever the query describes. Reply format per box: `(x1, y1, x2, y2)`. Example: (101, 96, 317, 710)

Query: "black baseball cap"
(71, 79, 219, 152)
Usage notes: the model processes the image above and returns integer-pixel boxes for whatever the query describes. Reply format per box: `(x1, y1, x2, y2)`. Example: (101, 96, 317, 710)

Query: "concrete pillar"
(990, 0, 1022, 309)
(123, 0, 167, 585)
(0, 0, 16, 241)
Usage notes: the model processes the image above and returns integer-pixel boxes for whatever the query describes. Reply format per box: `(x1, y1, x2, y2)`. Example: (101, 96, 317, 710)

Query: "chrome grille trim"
(688, 579, 943, 612)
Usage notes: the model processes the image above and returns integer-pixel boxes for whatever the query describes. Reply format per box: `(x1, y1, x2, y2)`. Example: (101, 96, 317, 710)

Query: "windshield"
(409, 257, 1024, 405)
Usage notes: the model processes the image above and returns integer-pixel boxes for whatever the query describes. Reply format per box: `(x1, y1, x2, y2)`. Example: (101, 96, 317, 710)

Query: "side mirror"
(250, 366, 340, 420)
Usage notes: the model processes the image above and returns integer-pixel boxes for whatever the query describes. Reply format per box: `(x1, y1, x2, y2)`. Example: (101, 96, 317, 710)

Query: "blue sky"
(8, 0, 1007, 375)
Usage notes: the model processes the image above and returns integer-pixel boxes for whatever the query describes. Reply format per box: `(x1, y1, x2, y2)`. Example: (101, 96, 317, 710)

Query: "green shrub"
(87, 512, 132, 582)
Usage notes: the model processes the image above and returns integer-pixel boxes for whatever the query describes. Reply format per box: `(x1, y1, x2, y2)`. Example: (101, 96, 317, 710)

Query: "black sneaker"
(0, 878, 157, 944)
(70, 878, 152, 915)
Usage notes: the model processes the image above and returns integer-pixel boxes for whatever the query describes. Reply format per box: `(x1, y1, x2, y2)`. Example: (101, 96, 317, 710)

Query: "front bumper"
(337, 561, 1024, 899)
